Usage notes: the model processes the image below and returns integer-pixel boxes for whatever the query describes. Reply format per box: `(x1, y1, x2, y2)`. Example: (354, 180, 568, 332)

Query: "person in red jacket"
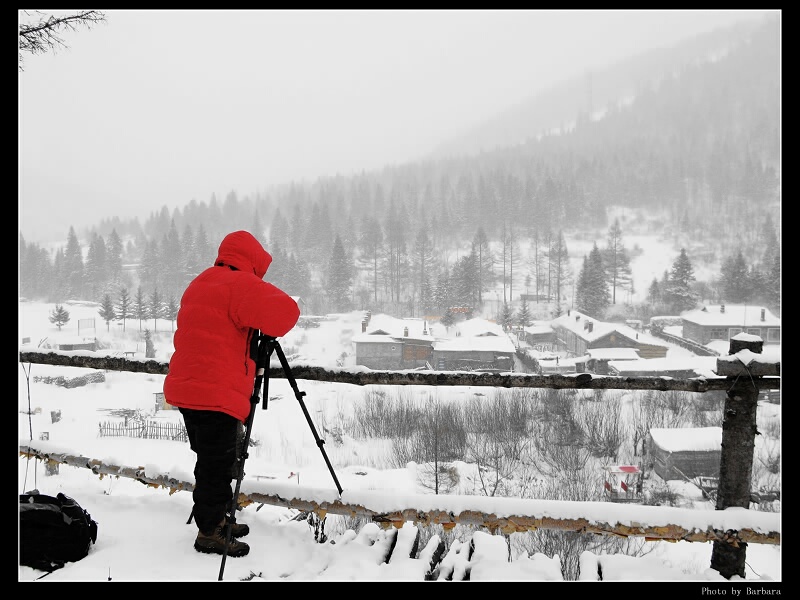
(164, 230, 300, 557)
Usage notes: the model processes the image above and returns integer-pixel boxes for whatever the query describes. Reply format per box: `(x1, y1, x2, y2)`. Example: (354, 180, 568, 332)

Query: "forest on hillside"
(19, 17, 780, 325)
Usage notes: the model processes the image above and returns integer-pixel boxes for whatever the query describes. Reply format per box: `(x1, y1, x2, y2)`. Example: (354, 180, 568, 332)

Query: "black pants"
(179, 408, 240, 535)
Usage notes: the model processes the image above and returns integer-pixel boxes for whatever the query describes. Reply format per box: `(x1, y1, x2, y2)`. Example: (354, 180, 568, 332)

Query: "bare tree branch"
(18, 9, 107, 71)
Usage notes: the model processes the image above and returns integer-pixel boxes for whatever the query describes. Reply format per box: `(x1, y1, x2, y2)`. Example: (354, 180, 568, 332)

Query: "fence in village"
(98, 418, 188, 442)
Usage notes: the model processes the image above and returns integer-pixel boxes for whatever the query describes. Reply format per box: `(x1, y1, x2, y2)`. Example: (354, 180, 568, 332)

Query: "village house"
(647, 427, 722, 481)
(550, 309, 668, 359)
(352, 316, 435, 370)
(679, 304, 780, 346)
(575, 347, 640, 375)
(607, 356, 719, 378)
(353, 315, 517, 372)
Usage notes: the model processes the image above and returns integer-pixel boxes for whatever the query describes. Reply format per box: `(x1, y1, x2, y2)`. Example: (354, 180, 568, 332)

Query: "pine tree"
(85, 233, 108, 300)
(160, 220, 183, 300)
(134, 286, 147, 331)
(549, 231, 572, 314)
(326, 234, 353, 312)
(499, 302, 515, 330)
(451, 252, 479, 309)
(719, 250, 751, 303)
(358, 216, 383, 305)
(117, 286, 131, 332)
(602, 218, 633, 304)
(48, 304, 70, 330)
(499, 221, 521, 304)
(434, 267, 452, 313)
(164, 295, 179, 332)
(664, 248, 698, 313)
(527, 229, 547, 303)
(98, 293, 116, 331)
(760, 214, 780, 266)
(412, 223, 436, 316)
(440, 307, 456, 330)
(139, 239, 160, 291)
(63, 227, 85, 299)
(107, 228, 124, 282)
(517, 297, 532, 328)
(194, 224, 213, 273)
(765, 252, 780, 312)
(148, 288, 163, 333)
(647, 278, 661, 307)
(472, 227, 493, 304)
(575, 243, 610, 319)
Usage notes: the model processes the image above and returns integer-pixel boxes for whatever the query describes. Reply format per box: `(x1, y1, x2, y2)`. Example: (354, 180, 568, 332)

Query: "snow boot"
(194, 521, 250, 557)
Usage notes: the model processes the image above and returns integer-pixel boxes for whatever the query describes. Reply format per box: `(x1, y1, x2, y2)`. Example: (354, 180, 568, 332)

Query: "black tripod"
(217, 333, 343, 580)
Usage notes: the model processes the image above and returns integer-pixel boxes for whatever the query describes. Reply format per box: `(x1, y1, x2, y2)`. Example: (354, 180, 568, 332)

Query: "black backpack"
(19, 491, 99, 573)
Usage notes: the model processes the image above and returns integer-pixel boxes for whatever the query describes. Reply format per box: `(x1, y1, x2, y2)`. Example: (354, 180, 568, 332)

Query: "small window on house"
(729, 327, 743, 338)
(768, 328, 781, 342)
(709, 328, 727, 340)
(746, 328, 761, 337)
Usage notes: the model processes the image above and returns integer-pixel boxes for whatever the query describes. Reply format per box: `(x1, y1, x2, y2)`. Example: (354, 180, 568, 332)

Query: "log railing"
(17, 350, 781, 392)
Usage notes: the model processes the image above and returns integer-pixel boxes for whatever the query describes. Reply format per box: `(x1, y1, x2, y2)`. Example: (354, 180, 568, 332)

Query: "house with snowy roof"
(352, 316, 437, 370)
(353, 315, 517, 372)
(680, 304, 780, 347)
(550, 309, 668, 359)
(575, 347, 641, 375)
(648, 427, 722, 481)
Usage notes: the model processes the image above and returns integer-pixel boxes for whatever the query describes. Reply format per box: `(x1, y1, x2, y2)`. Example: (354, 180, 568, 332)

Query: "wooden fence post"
(710, 334, 774, 579)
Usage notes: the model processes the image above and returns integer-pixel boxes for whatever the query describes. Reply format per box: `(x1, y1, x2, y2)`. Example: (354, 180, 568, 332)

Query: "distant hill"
(430, 15, 773, 160)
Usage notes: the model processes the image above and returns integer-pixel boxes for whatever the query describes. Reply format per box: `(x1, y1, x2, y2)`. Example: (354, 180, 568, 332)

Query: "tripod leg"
(272, 340, 344, 496)
(219, 332, 273, 580)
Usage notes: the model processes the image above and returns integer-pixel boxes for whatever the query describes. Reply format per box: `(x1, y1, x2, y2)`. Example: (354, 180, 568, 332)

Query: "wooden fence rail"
(18, 444, 780, 546)
(17, 350, 781, 392)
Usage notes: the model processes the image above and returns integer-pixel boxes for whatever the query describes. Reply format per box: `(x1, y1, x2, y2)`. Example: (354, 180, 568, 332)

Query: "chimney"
(720, 304, 725, 313)
(567, 309, 571, 316)
(361, 320, 367, 333)
(404, 326, 409, 337)
(575, 314, 580, 322)
(588, 322, 593, 333)
(423, 320, 428, 335)
(761, 308, 765, 322)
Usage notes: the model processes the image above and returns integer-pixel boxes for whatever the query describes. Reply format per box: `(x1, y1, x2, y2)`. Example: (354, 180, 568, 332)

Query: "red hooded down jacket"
(163, 230, 300, 422)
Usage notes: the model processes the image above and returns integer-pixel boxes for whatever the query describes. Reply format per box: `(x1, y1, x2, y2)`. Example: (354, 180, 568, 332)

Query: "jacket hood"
(214, 230, 272, 278)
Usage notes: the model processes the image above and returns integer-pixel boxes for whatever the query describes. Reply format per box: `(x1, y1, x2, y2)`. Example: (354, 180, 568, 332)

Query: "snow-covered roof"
(680, 304, 780, 327)
(353, 314, 438, 341)
(608, 356, 718, 378)
(522, 322, 553, 335)
(585, 347, 640, 361)
(434, 335, 516, 353)
(551, 310, 665, 347)
(455, 318, 506, 338)
(649, 427, 722, 452)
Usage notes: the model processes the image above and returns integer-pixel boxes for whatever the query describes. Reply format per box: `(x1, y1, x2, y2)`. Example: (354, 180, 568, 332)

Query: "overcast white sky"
(18, 9, 771, 245)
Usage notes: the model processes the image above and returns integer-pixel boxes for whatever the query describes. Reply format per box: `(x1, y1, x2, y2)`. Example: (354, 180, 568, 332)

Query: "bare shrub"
(574, 390, 625, 462)
(643, 481, 680, 507)
(392, 395, 467, 494)
(462, 390, 540, 497)
(350, 387, 423, 439)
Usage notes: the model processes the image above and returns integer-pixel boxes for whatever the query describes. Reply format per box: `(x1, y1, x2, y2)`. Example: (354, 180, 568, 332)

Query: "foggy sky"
(18, 9, 770, 245)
